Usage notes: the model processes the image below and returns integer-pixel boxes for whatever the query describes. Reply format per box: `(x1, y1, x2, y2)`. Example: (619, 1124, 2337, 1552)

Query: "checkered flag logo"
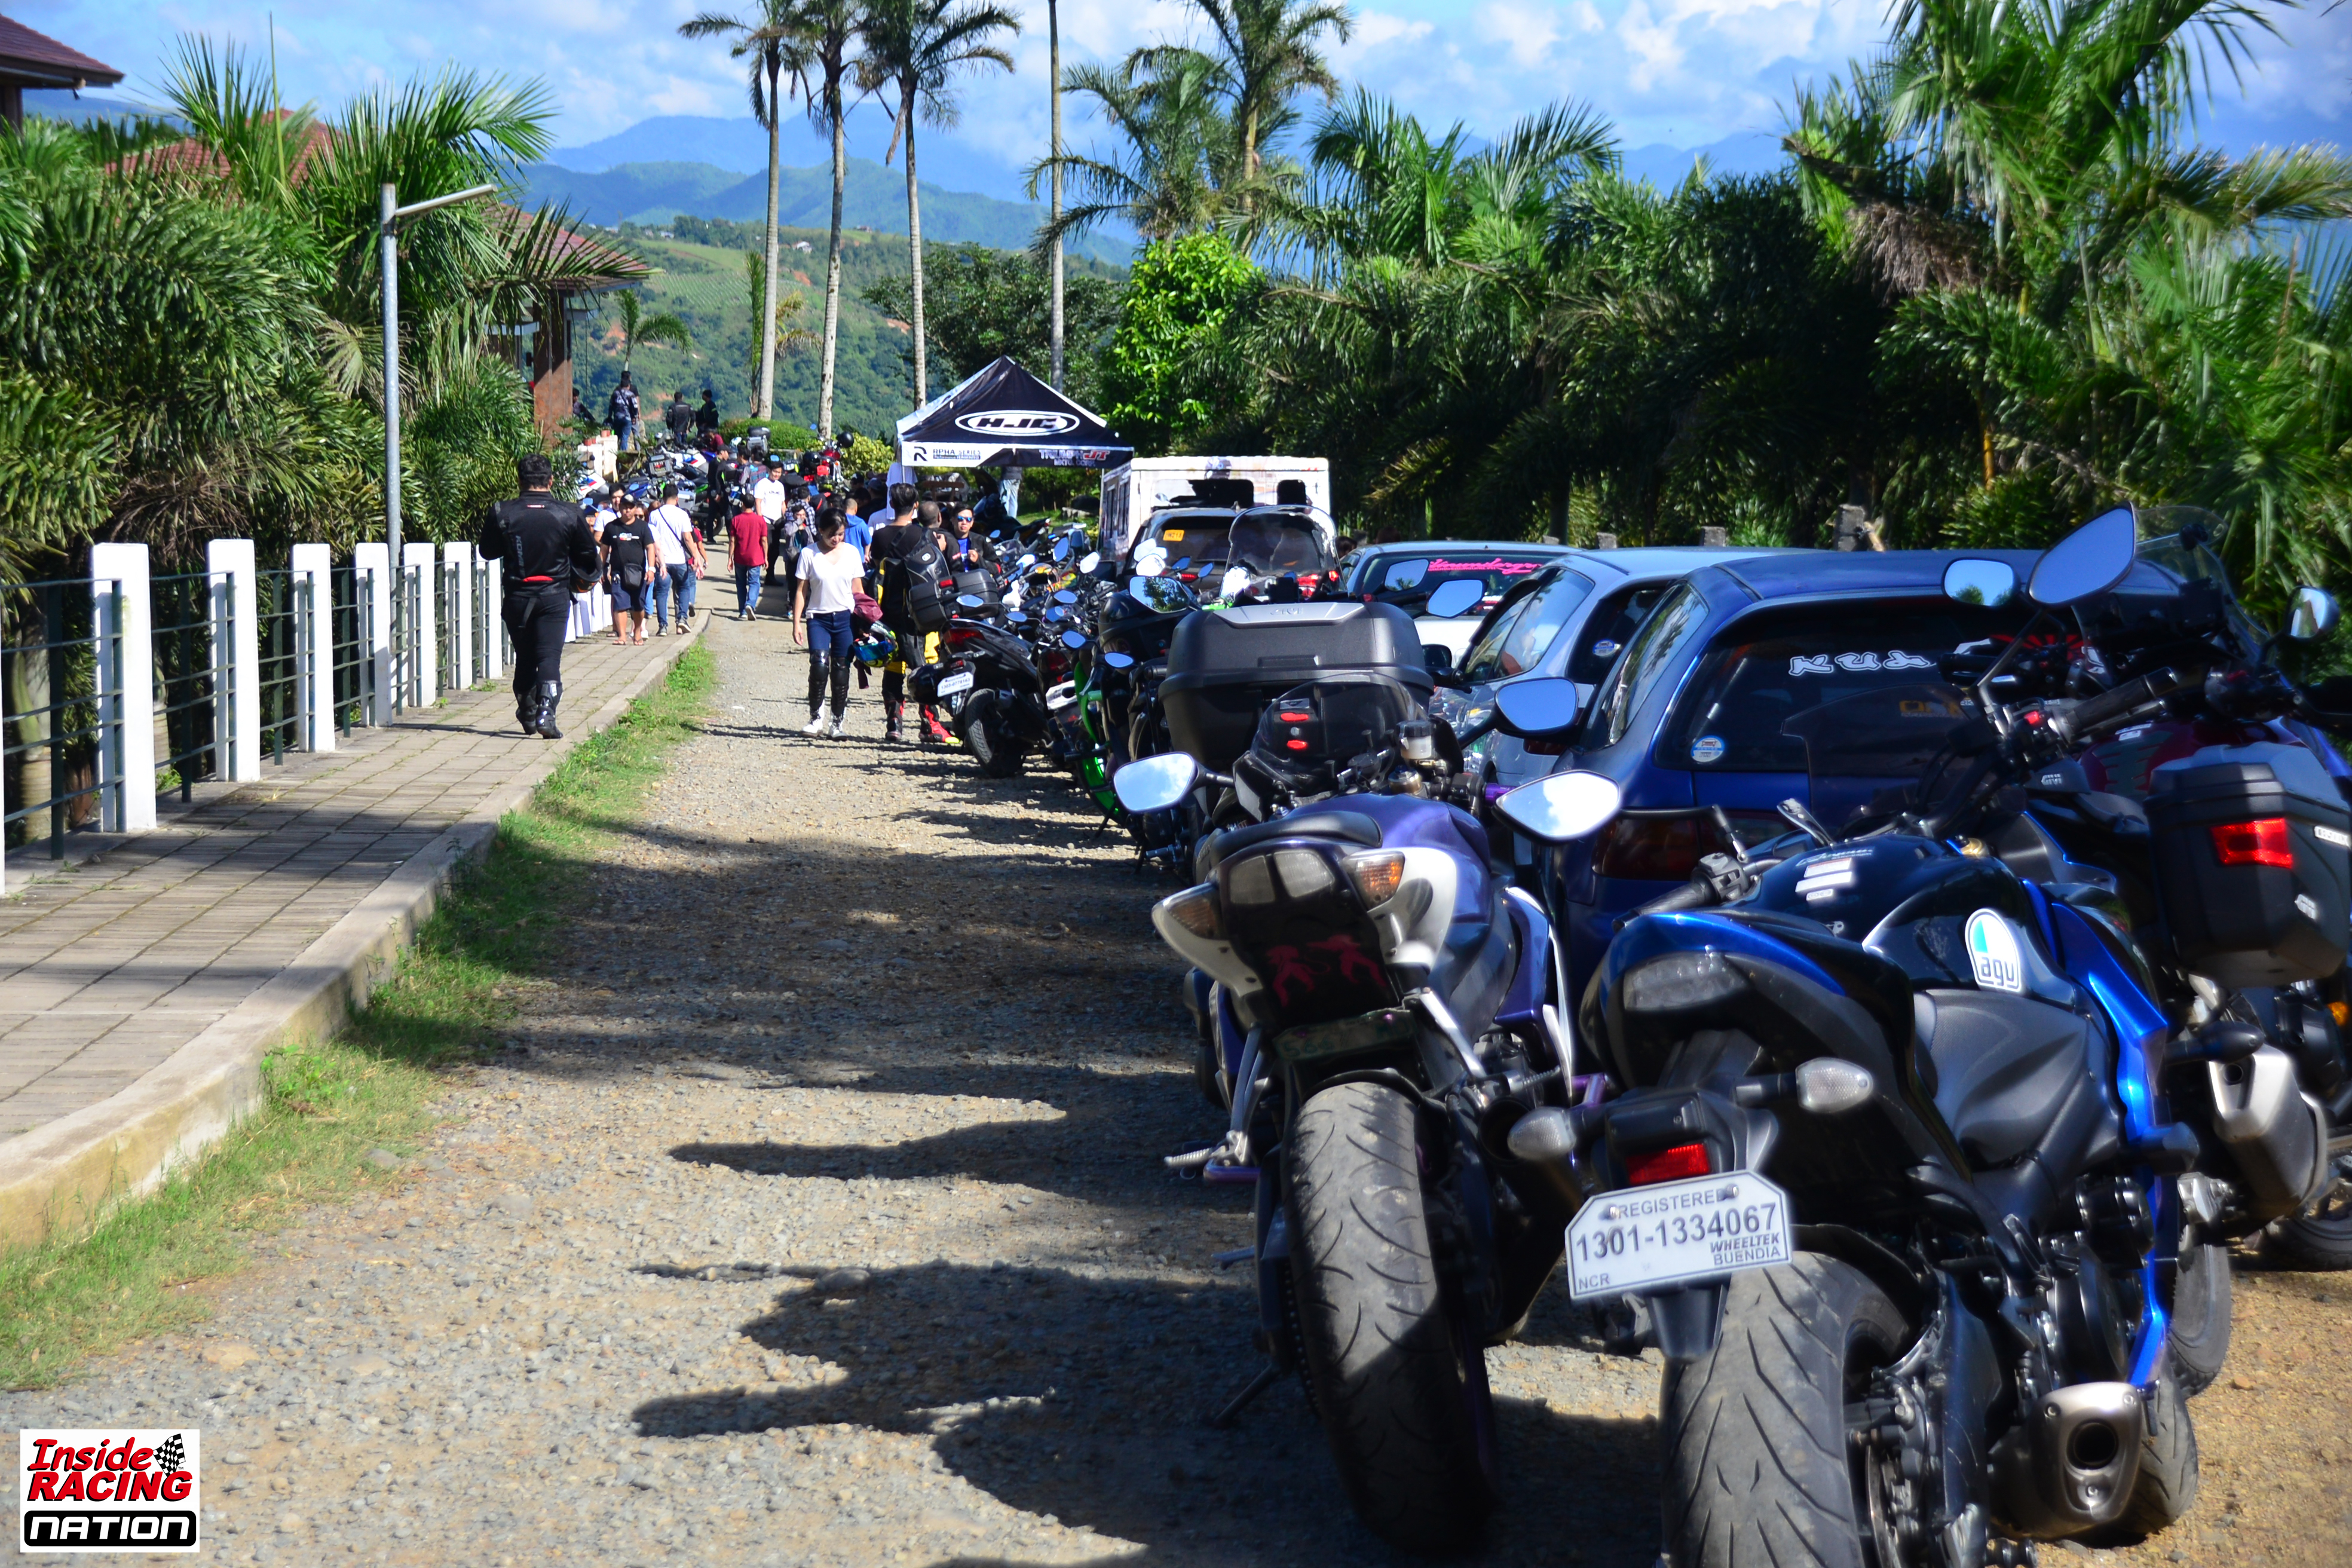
(154, 1434, 186, 1474)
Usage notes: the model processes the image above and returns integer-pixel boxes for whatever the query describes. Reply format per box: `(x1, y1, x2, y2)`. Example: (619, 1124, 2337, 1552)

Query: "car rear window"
(1659, 603, 2026, 772)
(1370, 552, 1557, 595)
(1461, 568, 1595, 682)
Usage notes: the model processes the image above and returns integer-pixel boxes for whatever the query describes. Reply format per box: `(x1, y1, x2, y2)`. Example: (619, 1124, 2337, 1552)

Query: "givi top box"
(2146, 741, 2352, 987)
(1161, 601, 1433, 772)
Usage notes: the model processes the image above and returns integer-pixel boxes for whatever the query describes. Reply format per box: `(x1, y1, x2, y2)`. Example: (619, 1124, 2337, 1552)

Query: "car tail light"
(1162, 886, 1219, 937)
(2212, 817, 2293, 868)
(1590, 811, 1780, 880)
(1345, 850, 1407, 906)
(1625, 1143, 1711, 1185)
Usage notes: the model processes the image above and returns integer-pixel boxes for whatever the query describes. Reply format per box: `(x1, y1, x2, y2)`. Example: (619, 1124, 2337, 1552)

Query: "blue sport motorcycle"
(1490, 507, 2345, 1566)
(1114, 670, 1600, 1554)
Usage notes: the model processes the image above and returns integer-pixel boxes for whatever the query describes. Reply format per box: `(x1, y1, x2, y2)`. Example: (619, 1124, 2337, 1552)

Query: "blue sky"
(15, 0, 2348, 188)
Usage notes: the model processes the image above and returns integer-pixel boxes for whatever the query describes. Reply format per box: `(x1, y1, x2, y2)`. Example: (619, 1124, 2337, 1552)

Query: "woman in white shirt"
(793, 510, 865, 737)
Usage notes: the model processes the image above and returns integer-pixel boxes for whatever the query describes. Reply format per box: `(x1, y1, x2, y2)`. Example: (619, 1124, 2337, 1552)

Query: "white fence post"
(90, 543, 157, 837)
(206, 538, 259, 782)
(290, 543, 333, 752)
(402, 541, 437, 706)
(442, 541, 474, 690)
(482, 558, 504, 683)
(353, 543, 391, 725)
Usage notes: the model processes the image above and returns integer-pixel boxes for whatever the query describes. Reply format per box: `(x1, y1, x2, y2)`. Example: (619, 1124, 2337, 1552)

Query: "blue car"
(1538, 549, 2050, 996)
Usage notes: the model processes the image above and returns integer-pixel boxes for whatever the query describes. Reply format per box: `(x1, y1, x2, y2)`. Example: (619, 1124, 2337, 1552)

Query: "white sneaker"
(801, 714, 827, 736)
(829, 718, 847, 739)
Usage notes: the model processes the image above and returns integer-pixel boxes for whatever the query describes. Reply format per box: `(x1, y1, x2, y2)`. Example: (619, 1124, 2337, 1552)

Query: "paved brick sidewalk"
(0, 625, 702, 1146)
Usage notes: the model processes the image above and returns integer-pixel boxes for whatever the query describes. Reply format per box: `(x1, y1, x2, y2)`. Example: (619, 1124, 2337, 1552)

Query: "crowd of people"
(569, 441, 1018, 748)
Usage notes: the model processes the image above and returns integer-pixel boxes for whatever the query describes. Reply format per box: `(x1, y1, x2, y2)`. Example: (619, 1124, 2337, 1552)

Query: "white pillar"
(403, 541, 437, 706)
(482, 558, 504, 683)
(442, 541, 475, 690)
(90, 543, 157, 836)
(206, 538, 259, 782)
(290, 543, 333, 753)
(353, 542, 392, 727)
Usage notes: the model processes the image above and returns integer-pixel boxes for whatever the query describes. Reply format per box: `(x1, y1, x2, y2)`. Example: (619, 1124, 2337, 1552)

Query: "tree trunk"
(758, 58, 782, 421)
(819, 74, 847, 441)
(1049, 0, 1064, 393)
(905, 83, 927, 404)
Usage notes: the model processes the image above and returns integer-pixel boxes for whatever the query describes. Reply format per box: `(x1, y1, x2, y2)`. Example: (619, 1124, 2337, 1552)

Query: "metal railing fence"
(256, 568, 307, 766)
(330, 564, 376, 734)
(151, 570, 223, 803)
(1, 577, 125, 856)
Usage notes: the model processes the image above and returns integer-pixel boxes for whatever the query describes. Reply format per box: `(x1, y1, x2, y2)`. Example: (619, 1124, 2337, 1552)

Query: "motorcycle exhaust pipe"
(1989, 1381, 2145, 1538)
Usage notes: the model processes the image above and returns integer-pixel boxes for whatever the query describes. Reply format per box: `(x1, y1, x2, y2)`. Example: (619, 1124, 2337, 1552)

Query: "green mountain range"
(571, 223, 1126, 443)
(522, 157, 1128, 266)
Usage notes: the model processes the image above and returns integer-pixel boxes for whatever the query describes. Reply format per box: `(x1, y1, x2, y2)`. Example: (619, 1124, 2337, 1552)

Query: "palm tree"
(1027, 47, 1243, 252)
(679, 1, 811, 419)
(611, 289, 693, 373)
(858, 0, 1021, 403)
(786, 0, 864, 440)
(1188, 0, 1353, 188)
(744, 247, 819, 389)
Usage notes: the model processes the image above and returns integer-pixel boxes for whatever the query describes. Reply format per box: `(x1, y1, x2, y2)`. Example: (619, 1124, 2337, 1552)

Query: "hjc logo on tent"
(954, 411, 1080, 436)
(18, 1428, 201, 1554)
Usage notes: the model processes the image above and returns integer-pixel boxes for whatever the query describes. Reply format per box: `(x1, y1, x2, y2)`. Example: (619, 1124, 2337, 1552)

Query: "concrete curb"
(0, 624, 705, 1251)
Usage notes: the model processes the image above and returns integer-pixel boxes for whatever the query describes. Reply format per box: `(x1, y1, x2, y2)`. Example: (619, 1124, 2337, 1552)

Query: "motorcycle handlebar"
(2051, 666, 2184, 743)
(1633, 878, 1717, 917)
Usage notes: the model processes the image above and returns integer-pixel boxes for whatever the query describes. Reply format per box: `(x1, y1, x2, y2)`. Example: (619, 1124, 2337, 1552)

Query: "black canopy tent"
(894, 359, 1131, 519)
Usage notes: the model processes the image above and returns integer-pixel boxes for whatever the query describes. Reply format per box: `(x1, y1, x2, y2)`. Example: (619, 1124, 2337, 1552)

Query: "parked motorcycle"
(1113, 673, 1592, 1552)
(1487, 506, 2344, 1564)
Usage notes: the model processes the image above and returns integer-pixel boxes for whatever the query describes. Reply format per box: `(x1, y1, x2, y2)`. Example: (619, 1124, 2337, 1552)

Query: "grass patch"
(0, 643, 716, 1390)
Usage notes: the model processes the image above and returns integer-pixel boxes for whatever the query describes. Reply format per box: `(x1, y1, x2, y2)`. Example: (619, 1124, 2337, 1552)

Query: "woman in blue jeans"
(793, 510, 865, 737)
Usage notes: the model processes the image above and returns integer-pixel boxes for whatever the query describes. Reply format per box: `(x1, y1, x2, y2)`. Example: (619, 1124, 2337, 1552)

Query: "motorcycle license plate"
(1564, 1170, 1792, 1301)
(936, 670, 975, 697)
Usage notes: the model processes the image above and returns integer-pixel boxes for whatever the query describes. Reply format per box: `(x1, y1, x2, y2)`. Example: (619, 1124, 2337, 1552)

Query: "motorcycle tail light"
(1163, 886, 1220, 938)
(1625, 1143, 1711, 1185)
(2211, 817, 2293, 868)
(1345, 850, 1407, 906)
(945, 626, 981, 650)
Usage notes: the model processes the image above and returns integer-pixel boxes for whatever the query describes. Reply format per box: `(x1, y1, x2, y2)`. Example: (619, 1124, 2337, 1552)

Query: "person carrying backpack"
(872, 499, 953, 745)
(477, 454, 600, 738)
(606, 373, 641, 452)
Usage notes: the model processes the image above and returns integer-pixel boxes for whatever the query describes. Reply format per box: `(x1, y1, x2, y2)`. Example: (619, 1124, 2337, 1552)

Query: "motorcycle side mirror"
(1494, 770, 1624, 843)
(1006, 610, 1028, 626)
(1220, 566, 1251, 599)
(2029, 505, 2137, 606)
(1941, 559, 2016, 608)
(1135, 558, 1165, 579)
(1492, 676, 1581, 740)
(2290, 585, 2339, 641)
(1102, 651, 1136, 669)
(1054, 589, 1079, 605)
(1079, 551, 1102, 574)
(956, 594, 985, 609)
(1384, 558, 1430, 590)
(1425, 579, 1484, 618)
(1054, 537, 1073, 562)
(1061, 629, 1088, 650)
(1113, 752, 1201, 814)
(1042, 606, 1064, 621)
(1016, 554, 1037, 570)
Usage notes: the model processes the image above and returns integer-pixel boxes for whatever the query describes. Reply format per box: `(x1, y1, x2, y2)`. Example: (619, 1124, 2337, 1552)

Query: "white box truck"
(1100, 456, 1332, 559)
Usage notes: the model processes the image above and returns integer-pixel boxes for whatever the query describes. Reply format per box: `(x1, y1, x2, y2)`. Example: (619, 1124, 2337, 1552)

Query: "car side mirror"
(1422, 644, 1455, 673)
(1494, 770, 1624, 843)
(2291, 586, 2339, 642)
(1114, 752, 1200, 814)
(1492, 677, 1581, 740)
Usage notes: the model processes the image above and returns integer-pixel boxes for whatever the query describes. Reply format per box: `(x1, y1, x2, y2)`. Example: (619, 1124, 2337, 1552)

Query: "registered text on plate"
(936, 670, 975, 697)
(1565, 1171, 1793, 1300)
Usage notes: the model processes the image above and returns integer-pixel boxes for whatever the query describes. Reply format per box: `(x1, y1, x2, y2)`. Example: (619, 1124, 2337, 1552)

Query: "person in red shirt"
(727, 497, 770, 620)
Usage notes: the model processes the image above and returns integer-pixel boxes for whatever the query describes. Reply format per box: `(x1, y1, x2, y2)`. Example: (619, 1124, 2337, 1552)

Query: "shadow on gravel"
(628, 1258, 1664, 1567)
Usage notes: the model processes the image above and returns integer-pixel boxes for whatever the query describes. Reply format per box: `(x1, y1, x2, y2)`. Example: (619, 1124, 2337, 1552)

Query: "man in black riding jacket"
(478, 454, 600, 739)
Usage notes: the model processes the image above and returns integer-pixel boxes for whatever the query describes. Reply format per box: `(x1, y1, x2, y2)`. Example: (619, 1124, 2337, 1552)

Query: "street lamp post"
(381, 180, 497, 713)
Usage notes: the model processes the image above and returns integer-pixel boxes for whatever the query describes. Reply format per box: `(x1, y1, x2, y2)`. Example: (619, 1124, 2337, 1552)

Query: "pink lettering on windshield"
(1428, 559, 1541, 574)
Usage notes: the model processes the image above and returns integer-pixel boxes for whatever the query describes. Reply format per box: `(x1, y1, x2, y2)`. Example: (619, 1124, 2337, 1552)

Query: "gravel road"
(8, 611, 2348, 1567)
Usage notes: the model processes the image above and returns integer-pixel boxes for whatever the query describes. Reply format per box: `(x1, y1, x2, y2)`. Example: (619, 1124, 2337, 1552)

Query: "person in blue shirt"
(839, 489, 872, 562)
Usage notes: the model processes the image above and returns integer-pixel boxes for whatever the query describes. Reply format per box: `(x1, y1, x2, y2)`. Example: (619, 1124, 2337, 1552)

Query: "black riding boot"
(829, 656, 852, 719)
(804, 653, 829, 728)
(534, 682, 563, 740)
(882, 670, 906, 742)
(516, 690, 541, 736)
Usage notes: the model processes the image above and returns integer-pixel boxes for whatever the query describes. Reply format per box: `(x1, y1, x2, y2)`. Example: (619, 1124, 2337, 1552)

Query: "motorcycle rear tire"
(2167, 1239, 2232, 1398)
(958, 697, 1025, 779)
(2264, 1152, 2352, 1270)
(1287, 1080, 1497, 1554)
(1662, 1255, 1908, 1568)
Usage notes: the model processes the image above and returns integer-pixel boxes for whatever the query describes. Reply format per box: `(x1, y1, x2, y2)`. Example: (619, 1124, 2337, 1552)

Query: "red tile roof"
(0, 17, 123, 89)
